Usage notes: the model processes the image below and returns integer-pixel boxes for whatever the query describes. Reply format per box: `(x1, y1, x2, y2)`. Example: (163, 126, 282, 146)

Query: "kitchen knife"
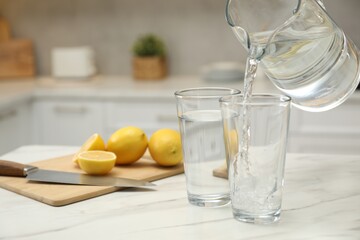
(0, 160, 155, 187)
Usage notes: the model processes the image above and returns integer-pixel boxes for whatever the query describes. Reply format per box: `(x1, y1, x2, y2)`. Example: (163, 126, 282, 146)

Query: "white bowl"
(201, 62, 245, 82)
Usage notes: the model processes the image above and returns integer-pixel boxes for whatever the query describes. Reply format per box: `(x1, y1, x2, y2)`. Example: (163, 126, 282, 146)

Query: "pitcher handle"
(295, 0, 325, 14)
(225, 0, 234, 27)
(316, 0, 326, 9)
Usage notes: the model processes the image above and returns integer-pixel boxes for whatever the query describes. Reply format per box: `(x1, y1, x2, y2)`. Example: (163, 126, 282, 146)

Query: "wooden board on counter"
(0, 39, 35, 78)
(0, 154, 184, 206)
(212, 162, 228, 179)
(0, 18, 11, 42)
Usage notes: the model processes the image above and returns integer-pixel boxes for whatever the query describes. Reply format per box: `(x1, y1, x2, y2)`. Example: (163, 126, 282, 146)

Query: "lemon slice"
(77, 151, 116, 175)
(73, 133, 106, 165)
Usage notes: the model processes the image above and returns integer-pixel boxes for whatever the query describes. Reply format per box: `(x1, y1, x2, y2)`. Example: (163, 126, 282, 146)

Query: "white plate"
(201, 62, 245, 82)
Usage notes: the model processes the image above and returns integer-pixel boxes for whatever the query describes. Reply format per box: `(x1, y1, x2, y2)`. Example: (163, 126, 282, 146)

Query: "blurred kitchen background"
(0, 0, 359, 156)
(0, 0, 359, 75)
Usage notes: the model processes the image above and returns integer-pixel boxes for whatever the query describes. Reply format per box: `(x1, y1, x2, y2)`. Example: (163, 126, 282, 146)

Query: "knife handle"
(0, 160, 28, 177)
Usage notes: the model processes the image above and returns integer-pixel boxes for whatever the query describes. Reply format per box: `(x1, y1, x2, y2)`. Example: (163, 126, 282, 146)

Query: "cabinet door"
(34, 100, 104, 145)
(0, 103, 32, 155)
(105, 98, 179, 138)
(288, 97, 360, 154)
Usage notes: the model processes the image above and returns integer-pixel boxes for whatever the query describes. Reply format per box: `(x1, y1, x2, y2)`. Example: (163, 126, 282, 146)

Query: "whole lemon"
(149, 129, 183, 167)
(224, 128, 238, 157)
(107, 126, 148, 165)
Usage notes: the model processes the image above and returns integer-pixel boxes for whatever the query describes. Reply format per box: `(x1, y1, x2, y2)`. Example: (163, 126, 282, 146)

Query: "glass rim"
(174, 87, 241, 99)
(220, 93, 291, 106)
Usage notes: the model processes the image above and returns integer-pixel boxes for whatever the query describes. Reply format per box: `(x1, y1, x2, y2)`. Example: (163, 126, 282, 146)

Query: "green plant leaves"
(132, 34, 166, 57)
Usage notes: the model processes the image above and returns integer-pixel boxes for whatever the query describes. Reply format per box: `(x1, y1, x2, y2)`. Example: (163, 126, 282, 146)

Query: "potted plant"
(132, 34, 167, 80)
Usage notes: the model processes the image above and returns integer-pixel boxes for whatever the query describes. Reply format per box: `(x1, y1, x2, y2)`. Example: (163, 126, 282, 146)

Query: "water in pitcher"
(262, 28, 359, 111)
(178, 110, 229, 200)
(230, 0, 360, 112)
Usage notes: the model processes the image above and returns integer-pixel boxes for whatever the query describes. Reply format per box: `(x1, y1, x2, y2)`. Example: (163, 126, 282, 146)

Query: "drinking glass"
(175, 87, 241, 207)
(221, 94, 291, 223)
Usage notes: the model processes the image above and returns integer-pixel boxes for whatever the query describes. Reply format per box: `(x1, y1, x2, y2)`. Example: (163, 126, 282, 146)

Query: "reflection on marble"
(0, 146, 359, 240)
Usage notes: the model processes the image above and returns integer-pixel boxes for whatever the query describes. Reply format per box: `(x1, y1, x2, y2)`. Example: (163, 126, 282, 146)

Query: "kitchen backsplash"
(0, 0, 359, 76)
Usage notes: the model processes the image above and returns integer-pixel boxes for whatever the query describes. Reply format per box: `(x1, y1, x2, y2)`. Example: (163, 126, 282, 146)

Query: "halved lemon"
(73, 133, 106, 165)
(77, 150, 116, 175)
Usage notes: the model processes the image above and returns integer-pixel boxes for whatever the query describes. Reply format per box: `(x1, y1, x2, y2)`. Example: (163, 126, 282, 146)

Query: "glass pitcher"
(226, 0, 360, 112)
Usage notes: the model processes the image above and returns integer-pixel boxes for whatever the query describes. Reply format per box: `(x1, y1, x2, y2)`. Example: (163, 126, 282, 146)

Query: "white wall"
(325, 0, 360, 46)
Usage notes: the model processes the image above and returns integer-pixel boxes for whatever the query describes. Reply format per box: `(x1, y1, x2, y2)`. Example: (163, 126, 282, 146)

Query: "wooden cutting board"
(0, 17, 11, 42)
(213, 162, 228, 179)
(0, 154, 184, 206)
(0, 39, 35, 78)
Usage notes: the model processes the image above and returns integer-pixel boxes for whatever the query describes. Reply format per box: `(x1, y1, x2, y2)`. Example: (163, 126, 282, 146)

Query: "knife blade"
(0, 160, 155, 187)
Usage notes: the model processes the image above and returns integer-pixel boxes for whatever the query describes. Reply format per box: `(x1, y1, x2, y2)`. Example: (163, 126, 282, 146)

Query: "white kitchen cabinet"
(32, 96, 179, 146)
(0, 102, 32, 155)
(1, 75, 359, 155)
(33, 99, 105, 145)
(287, 96, 360, 154)
(104, 97, 179, 139)
(27, 94, 360, 154)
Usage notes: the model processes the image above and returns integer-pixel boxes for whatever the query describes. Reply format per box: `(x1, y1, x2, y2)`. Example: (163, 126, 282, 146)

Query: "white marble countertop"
(0, 145, 359, 240)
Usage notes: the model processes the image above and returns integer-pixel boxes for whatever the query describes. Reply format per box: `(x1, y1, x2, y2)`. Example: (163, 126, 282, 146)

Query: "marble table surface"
(0, 145, 359, 240)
